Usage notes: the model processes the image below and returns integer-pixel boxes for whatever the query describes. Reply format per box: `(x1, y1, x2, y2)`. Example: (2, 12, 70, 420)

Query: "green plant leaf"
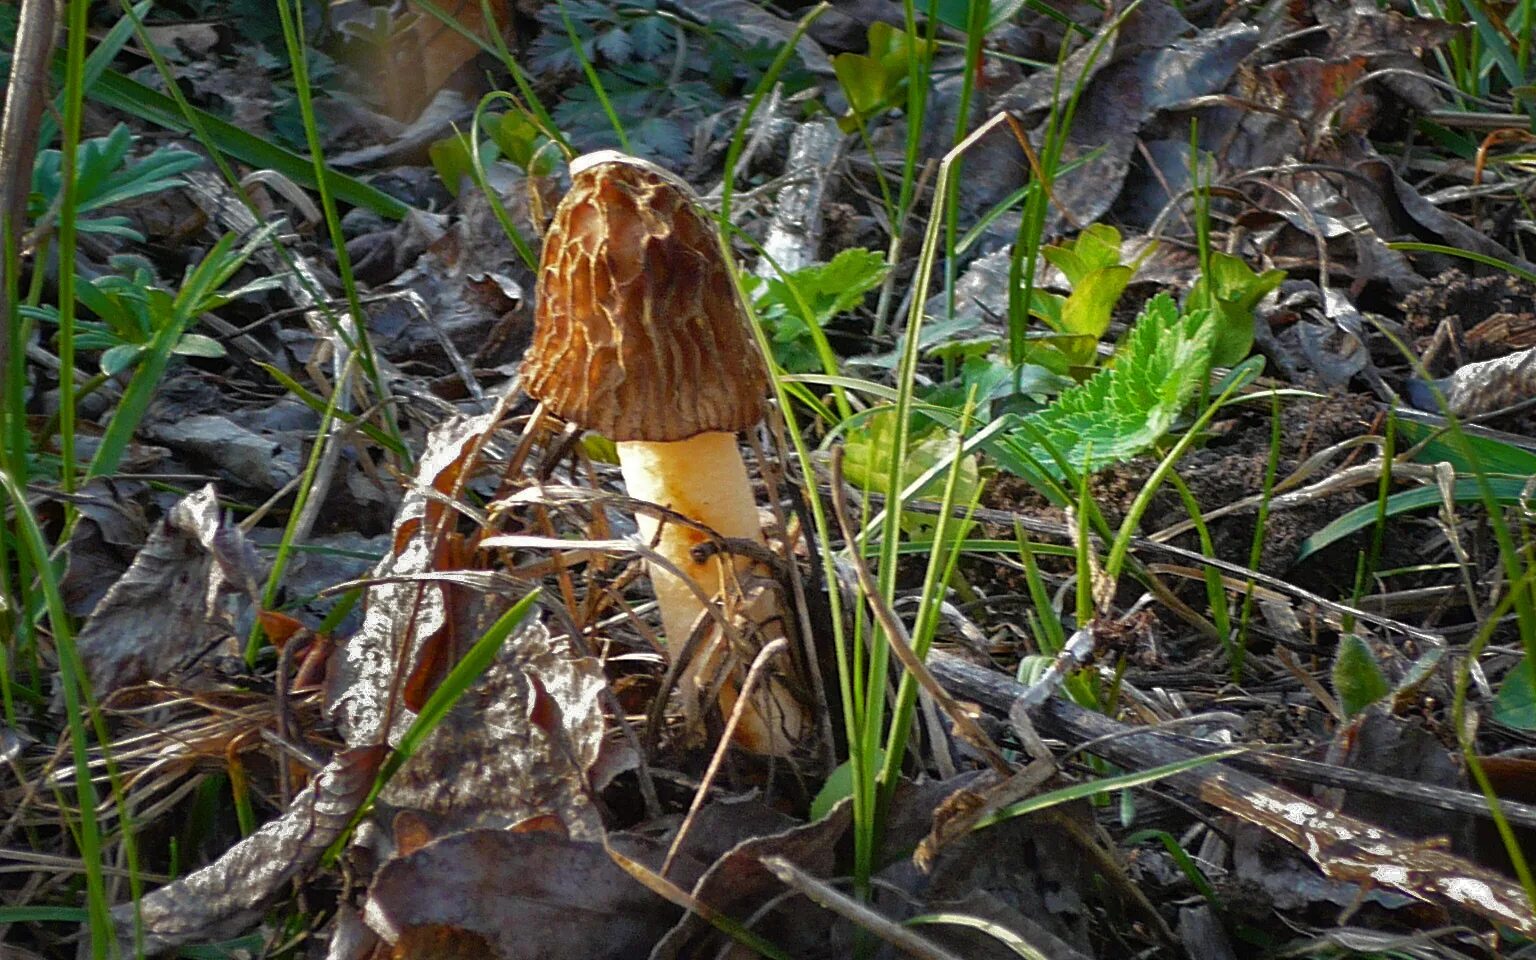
(77, 65, 411, 220)
(489, 111, 557, 175)
(810, 750, 885, 822)
(832, 52, 890, 120)
(1494, 657, 1536, 730)
(1189, 251, 1284, 367)
(428, 131, 495, 197)
(844, 412, 980, 504)
(831, 21, 934, 129)
(920, 0, 1030, 32)
(1041, 223, 1123, 285)
(990, 294, 1216, 486)
(1397, 421, 1536, 475)
(171, 333, 227, 359)
(1333, 634, 1390, 717)
(1057, 264, 1132, 362)
(31, 123, 203, 240)
(743, 247, 888, 373)
(1296, 476, 1533, 560)
(99, 343, 144, 376)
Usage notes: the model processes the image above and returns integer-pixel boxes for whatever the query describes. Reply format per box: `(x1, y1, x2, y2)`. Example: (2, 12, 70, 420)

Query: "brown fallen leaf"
(365, 830, 681, 960)
(106, 745, 384, 956)
(72, 484, 263, 705)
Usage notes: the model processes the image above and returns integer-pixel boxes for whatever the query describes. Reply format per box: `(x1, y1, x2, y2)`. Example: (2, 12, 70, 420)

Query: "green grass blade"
(325, 588, 542, 862)
(975, 747, 1245, 829)
(1298, 476, 1531, 560)
(0, 469, 114, 956)
(74, 65, 410, 219)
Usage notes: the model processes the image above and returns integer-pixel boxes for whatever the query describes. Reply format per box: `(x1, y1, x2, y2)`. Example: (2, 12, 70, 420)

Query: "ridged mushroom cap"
(523, 151, 769, 442)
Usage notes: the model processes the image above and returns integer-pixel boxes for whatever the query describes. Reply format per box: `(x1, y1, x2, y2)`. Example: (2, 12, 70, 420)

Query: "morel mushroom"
(523, 150, 809, 754)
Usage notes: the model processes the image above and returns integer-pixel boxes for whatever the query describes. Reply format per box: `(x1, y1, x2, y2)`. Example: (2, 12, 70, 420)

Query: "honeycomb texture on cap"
(523, 155, 769, 442)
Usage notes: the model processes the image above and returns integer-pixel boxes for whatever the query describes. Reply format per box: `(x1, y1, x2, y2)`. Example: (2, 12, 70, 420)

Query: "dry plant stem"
(0, 0, 55, 374)
(661, 638, 789, 878)
(760, 856, 968, 960)
(931, 651, 1536, 937)
(893, 495, 1447, 645)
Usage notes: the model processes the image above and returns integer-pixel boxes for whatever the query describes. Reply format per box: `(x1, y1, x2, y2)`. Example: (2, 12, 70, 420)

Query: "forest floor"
(3, 1, 1536, 958)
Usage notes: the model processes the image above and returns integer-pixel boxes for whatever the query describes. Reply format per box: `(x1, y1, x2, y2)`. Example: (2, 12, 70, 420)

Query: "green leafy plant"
(842, 410, 981, 528)
(741, 248, 888, 373)
(990, 293, 1218, 491)
(1027, 224, 1151, 370)
(428, 129, 496, 197)
(431, 111, 562, 196)
(920, 0, 1032, 32)
(488, 111, 560, 176)
(831, 21, 936, 131)
(25, 258, 230, 376)
(1330, 636, 1445, 719)
(65, 227, 278, 476)
(29, 123, 202, 240)
(1188, 250, 1284, 367)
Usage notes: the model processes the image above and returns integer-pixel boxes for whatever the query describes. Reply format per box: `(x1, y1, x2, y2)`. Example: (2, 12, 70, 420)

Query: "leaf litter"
(5, 0, 1536, 957)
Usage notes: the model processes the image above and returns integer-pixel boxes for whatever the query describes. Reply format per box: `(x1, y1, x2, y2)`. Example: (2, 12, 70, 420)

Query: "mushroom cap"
(523, 152, 769, 443)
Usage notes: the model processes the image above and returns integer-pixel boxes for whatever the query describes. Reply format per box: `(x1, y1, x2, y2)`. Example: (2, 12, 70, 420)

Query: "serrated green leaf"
(1333, 634, 1390, 717)
(989, 294, 1216, 484)
(1494, 657, 1536, 730)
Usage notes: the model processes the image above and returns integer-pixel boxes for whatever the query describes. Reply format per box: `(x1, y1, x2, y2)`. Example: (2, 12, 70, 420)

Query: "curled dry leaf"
(1412, 345, 1536, 417)
(651, 801, 852, 959)
(327, 409, 607, 837)
(107, 745, 384, 956)
(326, 411, 503, 746)
(72, 483, 263, 703)
(378, 619, 608, 839)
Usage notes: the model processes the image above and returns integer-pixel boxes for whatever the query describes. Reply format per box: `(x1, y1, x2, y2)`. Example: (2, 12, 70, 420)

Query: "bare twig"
(0, 0, 57, 379)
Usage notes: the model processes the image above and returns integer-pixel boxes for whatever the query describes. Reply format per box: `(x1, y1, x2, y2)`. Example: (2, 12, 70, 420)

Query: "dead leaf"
(378, 619, 608, 839)
(365, 830, 680, 960)
(652, 801, 852, 959)
(108, 745, 385, 956)
(72, 484, 263, 703)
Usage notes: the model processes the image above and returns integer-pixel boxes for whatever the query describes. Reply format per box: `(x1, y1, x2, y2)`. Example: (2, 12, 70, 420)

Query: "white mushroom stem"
(616, 432, 809, 754)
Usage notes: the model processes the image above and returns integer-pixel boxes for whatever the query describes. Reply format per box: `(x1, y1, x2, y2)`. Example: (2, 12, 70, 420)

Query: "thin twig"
(662, 638, 789, 877)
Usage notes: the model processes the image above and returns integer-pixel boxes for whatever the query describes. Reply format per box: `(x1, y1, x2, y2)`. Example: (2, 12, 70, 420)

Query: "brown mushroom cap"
(523, 152, 769, 443)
